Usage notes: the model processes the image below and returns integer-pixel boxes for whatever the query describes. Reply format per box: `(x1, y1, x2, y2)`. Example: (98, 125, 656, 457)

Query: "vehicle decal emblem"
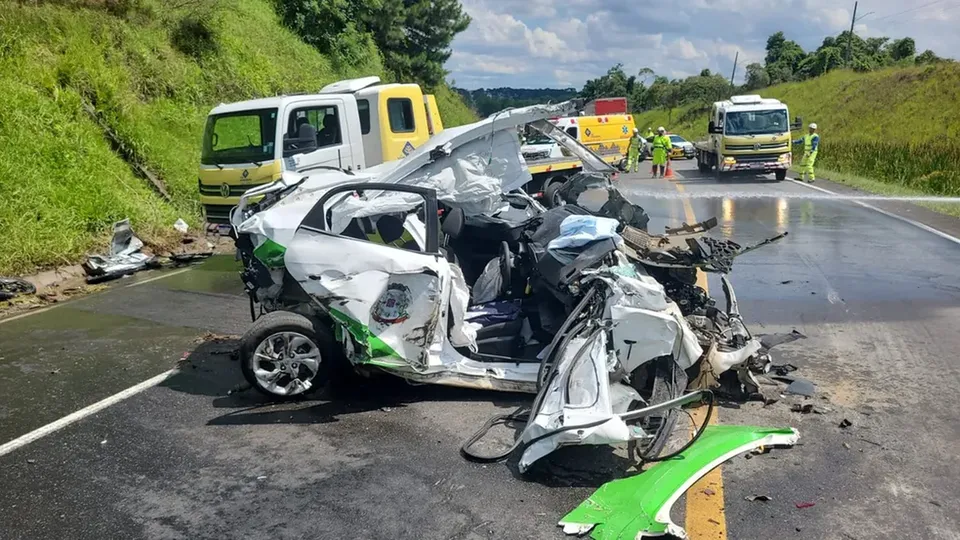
(754, 143, 762, 150)
(220, 183, 231, 198)
(242, 169, 249, 179)
(621, 125, 628, 134)
(402, 141, 416, 156)
(585, 128, 592, 137)
(372, 283, 412, 325)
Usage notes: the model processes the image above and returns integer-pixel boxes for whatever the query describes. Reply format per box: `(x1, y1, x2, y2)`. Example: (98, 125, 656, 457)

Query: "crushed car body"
(229, 100, 789, 470)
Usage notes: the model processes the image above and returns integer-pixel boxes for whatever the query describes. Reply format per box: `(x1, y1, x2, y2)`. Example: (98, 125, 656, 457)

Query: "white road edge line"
(789, 179, 960, 247)
(0, 369, 177, 457)
(0, 267, 194, 326)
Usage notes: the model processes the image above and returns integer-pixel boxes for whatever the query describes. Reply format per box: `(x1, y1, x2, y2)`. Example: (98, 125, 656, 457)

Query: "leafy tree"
(580, 64, 631, 101)
(699, 68, 712, 77)
(889, 37, 916, 61)
(275, 0, 470, 88)
(745, 62, 770, 90)
(916, 49, 943, 65)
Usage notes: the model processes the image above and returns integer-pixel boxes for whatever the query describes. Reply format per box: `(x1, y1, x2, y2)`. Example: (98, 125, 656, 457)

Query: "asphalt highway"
(1, 160, 958, 539)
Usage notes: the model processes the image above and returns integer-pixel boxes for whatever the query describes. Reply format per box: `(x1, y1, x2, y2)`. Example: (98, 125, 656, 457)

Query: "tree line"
(745, 31, 947, 89)
(274, 0, 470, 88)
(577, 29, 950, 117)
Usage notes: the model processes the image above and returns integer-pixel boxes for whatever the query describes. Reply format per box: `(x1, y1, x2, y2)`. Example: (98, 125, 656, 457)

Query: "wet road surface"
(2, 159, 959, 539)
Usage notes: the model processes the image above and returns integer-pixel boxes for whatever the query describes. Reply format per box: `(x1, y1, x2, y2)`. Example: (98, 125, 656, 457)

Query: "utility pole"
(846, 1, 858, 67)
(846, 2, 874, 67)
(729, 51, 739, 87)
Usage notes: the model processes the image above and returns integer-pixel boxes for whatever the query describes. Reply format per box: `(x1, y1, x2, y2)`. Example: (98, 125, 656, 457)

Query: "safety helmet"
(657, 126, 665, 133)
(809, 123, 818, 130)
(633, 127, 638, 133)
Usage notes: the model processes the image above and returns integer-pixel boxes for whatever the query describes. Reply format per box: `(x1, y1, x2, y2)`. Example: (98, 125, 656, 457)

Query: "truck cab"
(695, 95, 801, 182)
(198, 77, 443, 223)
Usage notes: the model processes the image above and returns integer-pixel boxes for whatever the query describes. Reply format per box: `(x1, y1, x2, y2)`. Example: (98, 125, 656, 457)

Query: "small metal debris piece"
(772, 363, 799, 376)
(784, 377, 816, 397)
(795, 501, 816, 509)
(27, 459, 36, 464)
(780, 280, 793, 285)
(100, 439, 107, 445)
(745, 495, 771, 502)
(839, 419, 853, 429)
(791, 403, 814, 414)
(702, 488, 715, 496)
(843, 442, 851, 449)
(257, 475, 267, 481)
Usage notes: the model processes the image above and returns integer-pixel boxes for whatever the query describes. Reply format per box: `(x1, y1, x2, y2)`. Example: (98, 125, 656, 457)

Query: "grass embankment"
(634, 64, 960, 198)
(0, 0, 476, 275)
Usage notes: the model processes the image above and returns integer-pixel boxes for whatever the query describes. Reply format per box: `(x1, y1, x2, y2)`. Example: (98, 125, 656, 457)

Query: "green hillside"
(634, 64, 960, 195)
(0, 0, 476, 275)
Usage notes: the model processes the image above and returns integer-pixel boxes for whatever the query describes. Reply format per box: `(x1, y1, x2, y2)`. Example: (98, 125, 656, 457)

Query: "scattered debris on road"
(559, 426, 799, 539)
(795, 501, 816, 509)
(173, 218, 189, 234)
(0, 277, 36, 301)
(839, 418, 853, 429)
(791, 403, 815, 414)
(82, 219, 156, 284)
(745, 495, 772, 502)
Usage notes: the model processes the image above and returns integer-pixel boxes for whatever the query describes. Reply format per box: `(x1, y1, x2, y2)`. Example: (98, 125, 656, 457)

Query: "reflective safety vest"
(652, 135, 671, 150)
(803, 133, 820, 154)
(628, 135, 641, 153)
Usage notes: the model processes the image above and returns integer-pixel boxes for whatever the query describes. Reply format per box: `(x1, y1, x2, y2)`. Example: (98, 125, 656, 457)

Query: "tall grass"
(634, 64, 960, 196)
(0, 0, 476, 275)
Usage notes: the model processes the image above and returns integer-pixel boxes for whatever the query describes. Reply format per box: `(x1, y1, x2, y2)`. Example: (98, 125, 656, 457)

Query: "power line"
(869, 0, 948, 22)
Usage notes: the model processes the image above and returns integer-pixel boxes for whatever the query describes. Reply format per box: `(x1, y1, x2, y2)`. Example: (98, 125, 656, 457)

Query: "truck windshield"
(724, 109, 788, 136)
(201, 108, 278, 165)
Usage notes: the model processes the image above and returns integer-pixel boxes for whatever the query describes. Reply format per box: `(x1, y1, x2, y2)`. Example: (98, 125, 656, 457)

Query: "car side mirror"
(790, 116, 803, 130)
(708, 121, 722, 134)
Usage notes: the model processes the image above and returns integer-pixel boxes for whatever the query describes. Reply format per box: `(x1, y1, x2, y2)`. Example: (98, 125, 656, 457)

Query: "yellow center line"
(674, 179, 727, 539)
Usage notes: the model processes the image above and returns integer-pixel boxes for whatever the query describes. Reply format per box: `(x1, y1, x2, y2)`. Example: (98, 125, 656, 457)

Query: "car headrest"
(442, 207, 465, 239)
(376, 215, 406, 244)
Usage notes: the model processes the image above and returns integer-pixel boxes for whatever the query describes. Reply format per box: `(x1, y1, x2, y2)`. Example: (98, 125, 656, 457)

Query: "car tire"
(630, 355, 688, 460)
(240, 310, 342, 400)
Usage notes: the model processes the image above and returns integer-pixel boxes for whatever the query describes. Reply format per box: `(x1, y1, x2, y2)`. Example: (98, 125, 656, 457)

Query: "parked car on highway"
(669, 134, 696, 159)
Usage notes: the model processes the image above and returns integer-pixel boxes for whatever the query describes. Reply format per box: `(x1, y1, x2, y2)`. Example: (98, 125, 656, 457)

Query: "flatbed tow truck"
(693, 94, 802, 182)
(520, 104, 631, 205)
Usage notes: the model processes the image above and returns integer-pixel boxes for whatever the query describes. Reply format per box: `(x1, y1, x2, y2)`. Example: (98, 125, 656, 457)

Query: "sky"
(447, 0, 960, 89)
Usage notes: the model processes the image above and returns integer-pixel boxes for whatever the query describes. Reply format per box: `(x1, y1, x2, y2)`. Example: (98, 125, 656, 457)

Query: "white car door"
(283, 183, 449, 370)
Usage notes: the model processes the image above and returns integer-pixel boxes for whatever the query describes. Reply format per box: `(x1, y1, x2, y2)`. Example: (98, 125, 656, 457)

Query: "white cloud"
(449, 0, 957, 89)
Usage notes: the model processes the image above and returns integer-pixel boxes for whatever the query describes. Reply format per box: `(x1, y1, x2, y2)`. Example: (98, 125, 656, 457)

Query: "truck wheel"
(697, 156, 711, 173)
(774, 169, 787, 181)
(240, 310, 341, 400)
(543, 179, 566, 208)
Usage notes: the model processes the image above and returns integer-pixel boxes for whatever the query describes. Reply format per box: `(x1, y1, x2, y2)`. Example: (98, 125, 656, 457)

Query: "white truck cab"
(198, 76, 444, 223)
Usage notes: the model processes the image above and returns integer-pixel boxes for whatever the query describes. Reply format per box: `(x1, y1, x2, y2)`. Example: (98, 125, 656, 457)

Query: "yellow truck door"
(355, 84, 435, 166)
(423, 94, 444, 136)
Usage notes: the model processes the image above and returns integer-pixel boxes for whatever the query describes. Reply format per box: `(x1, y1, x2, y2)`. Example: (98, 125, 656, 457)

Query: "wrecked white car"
(229, 102, 784, 471)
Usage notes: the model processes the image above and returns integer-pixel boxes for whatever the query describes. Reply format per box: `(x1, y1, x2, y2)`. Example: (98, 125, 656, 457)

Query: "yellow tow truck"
(198, 76, 443, 223)
(520, 112, 631, 205)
